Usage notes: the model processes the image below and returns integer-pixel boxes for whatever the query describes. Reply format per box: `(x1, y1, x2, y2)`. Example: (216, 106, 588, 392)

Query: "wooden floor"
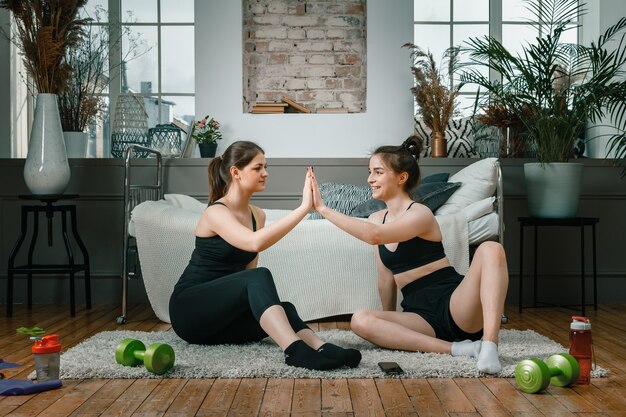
(1, 303, 625, 416)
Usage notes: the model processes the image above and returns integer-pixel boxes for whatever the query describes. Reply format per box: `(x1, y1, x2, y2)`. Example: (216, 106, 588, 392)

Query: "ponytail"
(208, 156, 226, 202)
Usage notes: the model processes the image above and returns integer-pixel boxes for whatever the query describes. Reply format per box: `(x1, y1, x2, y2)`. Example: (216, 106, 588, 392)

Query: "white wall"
(195, 0, 415, 158)
(579, 0, 626, 158)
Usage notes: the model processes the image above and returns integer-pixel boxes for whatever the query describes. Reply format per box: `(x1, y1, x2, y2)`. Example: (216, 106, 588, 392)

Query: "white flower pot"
(63, 131, 89, 158)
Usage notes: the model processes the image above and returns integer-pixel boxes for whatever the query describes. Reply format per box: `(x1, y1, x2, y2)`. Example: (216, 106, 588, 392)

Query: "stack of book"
(251, 102, 288, 114)
(250, 97, 312, 114)
(281, 96, 311, 113)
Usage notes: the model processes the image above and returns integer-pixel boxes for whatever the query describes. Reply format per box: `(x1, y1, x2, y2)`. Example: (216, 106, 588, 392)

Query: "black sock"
(284, 340, 343, 371)
(317, 343, 362, 368)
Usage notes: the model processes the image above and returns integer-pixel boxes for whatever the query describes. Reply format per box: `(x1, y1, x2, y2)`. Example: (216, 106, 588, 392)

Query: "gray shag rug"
(53, 329, 609, 379)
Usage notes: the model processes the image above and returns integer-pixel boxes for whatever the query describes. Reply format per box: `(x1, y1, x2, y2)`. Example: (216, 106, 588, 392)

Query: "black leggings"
(169, 267, 309, 345)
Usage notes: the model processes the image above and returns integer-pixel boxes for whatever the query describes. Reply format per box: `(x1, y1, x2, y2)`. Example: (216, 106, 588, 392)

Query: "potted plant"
(404, 43, 460, 157)
(192, 115, 223, 157)
(58, 7, 149, 158)
(1, 0, 88, 194)
(461, 0, 626, 217)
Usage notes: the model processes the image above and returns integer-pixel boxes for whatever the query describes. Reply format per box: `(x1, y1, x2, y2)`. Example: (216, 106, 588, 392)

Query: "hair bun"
(401, 135, 423, 160)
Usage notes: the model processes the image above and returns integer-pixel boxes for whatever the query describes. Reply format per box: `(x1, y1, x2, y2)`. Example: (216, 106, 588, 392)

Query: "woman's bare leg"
(449, 241, 509, 344)
(449, 241, 509, 373)
(351, 309, 451, 353)
(259, 305, 301, 350)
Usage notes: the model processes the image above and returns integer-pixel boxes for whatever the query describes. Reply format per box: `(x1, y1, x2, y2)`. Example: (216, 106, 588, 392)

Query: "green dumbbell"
(115, 339, 175, 375)
(515, 353, 580, 393)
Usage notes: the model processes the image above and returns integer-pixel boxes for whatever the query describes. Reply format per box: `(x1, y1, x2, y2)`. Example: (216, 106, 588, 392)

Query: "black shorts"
(400, 266, 483, 342)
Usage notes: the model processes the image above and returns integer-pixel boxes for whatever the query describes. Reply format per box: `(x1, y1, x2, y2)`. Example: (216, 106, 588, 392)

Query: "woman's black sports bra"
(377, 202, 446, 274)
(189, 202, 258, 275)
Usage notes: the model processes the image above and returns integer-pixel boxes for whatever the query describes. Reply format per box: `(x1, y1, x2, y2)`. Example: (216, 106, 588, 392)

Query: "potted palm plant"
(1, 0, 87, 194)
(404, 43, 460, 157)
(461, 0, 626, 217)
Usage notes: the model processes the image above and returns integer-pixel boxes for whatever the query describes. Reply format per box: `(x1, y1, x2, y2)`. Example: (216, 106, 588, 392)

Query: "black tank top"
(174, 202, 258, 289)
(378, 202, 446, 274)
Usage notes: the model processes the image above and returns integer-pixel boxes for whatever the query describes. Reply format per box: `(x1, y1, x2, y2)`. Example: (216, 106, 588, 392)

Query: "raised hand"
(300, 167, 314, 210)
(311, 169, 326, 212)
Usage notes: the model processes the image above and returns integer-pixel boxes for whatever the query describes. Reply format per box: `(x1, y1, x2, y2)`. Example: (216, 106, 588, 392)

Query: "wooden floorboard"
(0, 303, 624, 416)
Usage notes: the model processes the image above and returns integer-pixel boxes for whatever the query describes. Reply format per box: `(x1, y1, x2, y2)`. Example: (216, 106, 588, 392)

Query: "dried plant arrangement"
(57, 6, 149, 132)
(404, 43, 461, 156)
(1, 0, 89, 94)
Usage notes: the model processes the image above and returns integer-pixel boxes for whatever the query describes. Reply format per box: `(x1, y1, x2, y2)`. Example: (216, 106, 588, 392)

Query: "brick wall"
(243, 0, 367, 113)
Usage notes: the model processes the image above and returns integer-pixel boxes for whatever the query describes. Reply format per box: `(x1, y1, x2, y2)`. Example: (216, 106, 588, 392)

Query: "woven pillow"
(414, 117, 480, 158)
(309, 183, 372, 219)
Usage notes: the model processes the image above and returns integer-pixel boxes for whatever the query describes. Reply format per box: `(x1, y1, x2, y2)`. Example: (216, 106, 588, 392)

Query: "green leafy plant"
(192, 115, 223, 144)
(460, 0, 626, 168)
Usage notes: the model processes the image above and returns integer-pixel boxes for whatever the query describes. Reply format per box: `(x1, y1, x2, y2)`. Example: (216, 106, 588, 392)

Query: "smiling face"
(234, 151, 268, 192)
(368, 154, 406, 201)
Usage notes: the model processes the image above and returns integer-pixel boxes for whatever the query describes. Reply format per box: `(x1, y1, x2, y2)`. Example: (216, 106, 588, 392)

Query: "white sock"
(451, 340, 482, 357)
(476, 340, 501, 374)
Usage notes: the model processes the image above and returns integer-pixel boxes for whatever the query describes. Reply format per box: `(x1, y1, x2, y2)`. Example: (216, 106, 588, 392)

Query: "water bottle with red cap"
(569, 316, 592, 385)
(32, 334, 62, 381)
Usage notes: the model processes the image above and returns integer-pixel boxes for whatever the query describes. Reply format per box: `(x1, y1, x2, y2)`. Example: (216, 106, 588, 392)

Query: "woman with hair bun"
(169, 140, 361, 371)
(311, 135, 508, 374)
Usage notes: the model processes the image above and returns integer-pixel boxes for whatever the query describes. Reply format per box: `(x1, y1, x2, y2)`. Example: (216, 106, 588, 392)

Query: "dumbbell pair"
(515, 353, 580, 393)
(115, 339, 175, 375)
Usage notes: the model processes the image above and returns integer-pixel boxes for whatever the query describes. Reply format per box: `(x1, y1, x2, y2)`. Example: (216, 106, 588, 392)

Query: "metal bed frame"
(116, 145, 163, 324)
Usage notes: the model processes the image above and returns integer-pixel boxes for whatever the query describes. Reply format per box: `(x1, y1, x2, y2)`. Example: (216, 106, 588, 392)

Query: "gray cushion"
(421, 172, 449, 183)
(309, 182, 372, 219)
(350, 181, 461, 218)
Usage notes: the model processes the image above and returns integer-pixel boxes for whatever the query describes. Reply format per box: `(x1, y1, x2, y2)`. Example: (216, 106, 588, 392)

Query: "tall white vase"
(24, 94, 71, 195)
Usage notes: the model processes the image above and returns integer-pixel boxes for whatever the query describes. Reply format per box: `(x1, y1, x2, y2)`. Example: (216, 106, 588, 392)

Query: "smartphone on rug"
(378, 361, 404, 375)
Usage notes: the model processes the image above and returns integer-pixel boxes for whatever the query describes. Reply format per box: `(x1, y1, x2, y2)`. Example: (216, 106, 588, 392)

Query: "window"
(11, 0, 195, 158)
(413, 0, 580, 116)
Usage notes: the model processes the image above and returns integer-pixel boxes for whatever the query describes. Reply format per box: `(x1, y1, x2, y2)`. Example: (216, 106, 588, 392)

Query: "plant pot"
(431, 131, 447, 157)
(63, 131, 89, 158)
(199, 142, 217, 158)
(24, 94, 71, 195)
(524, 162, 583, 218)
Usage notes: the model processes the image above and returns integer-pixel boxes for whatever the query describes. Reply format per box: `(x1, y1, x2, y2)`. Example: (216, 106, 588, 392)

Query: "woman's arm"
(201, 168, 313, 253)
(311, 175, 436, 245)
(375, 248, 397, 311)
(245, 205, 266, 269)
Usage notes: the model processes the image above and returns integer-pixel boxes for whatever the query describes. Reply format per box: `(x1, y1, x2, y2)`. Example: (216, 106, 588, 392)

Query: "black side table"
(6, 194, 92, 317)
(518, 217, 599, 316)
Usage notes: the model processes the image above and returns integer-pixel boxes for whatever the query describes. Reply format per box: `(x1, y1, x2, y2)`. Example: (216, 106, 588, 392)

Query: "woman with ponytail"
(310, 135, 508, 374)
(169, 141, 361, 371)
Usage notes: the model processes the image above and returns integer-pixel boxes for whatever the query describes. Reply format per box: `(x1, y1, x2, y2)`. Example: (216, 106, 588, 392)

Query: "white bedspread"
(131, 202, 476, 323)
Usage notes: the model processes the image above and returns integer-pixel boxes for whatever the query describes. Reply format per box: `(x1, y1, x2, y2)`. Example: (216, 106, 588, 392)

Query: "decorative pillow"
(435, 158, 499, 216)
(164, 194, 206, 212)
(350, 181, 461, 217)
(461, 196, 495, 222)
(309, 183, 372, 219)
(421, 172, 449, 183)
(414, 117, 480, 158)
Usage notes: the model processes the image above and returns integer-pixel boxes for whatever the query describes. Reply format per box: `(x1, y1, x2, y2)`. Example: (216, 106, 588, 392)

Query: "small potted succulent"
(192, 115, 223, 157)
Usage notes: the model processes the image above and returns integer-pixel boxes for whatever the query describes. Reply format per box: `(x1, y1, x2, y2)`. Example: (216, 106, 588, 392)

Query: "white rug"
(54, 329, 609, 379)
